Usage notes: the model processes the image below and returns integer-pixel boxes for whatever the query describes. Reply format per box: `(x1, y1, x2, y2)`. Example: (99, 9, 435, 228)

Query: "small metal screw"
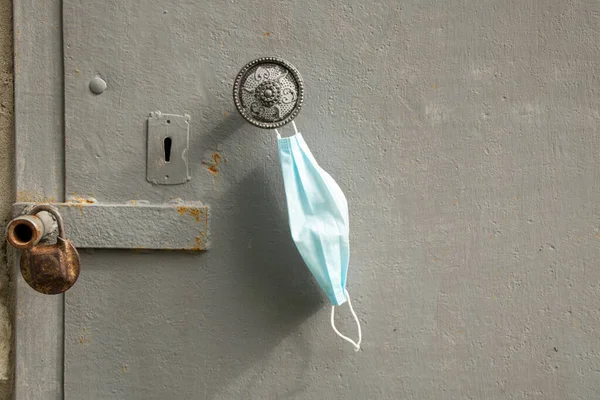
(89, 77, 107, 94)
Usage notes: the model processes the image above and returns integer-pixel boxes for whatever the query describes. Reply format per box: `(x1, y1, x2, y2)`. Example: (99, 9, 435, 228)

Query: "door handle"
(233, 57, 304, 129)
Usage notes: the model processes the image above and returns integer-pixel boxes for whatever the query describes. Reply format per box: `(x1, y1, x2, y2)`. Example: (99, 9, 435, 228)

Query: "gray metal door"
(14, 0, 600, 399)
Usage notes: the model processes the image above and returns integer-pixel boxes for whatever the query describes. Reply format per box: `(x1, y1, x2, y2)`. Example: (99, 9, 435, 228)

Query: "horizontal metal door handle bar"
(12, 200, 210, 251)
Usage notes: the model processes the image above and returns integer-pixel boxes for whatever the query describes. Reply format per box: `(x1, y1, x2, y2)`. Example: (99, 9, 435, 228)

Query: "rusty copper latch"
(6, 205, 81, 294)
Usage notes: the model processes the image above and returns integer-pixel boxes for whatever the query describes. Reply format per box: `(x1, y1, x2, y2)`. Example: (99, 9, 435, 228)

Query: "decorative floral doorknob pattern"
(234, 57, 304, 129)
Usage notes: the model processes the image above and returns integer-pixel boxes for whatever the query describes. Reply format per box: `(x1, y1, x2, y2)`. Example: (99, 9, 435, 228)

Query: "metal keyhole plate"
(233, 57, 304, 129)
(146, 112, 191, 185)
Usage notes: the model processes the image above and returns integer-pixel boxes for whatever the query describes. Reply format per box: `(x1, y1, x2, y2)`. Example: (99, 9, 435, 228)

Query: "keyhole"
(164, 137, 172, 162)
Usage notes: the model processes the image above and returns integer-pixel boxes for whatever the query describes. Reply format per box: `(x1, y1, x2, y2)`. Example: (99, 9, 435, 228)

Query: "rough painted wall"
(7, 0, 600, 398)
(0, 0, 12, 398)
(59, 0, 600, 399)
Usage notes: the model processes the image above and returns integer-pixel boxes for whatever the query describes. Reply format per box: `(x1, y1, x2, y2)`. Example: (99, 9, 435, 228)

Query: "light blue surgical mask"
(276, 122, 362, 351)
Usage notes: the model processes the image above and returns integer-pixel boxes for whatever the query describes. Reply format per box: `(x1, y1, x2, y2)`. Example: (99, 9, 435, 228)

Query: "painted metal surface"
(12, 201, 210, 250)
(62, 0, 600, 398)
(13, 0, 64, 396)
(12, 0, 600, 399)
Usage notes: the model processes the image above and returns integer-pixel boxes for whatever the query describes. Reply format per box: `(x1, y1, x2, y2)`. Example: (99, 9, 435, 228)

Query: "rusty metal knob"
(6, 209, 56, 250)
(233, 57, 304, 129)
(6, 214, 48, 249)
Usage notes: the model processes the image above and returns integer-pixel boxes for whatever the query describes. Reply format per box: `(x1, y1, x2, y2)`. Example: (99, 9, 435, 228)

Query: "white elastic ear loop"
(274, 121, 299, 139)
(331, 291, 362, 352)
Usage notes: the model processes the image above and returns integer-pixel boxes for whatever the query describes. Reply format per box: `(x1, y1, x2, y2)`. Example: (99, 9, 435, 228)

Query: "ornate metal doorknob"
(233, 57, 304, 129)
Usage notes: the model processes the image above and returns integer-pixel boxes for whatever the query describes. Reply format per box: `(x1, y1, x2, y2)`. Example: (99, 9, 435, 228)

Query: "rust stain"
(74, 203, 84, 214)
(264, 32, 271, 37)
(70, 197, 95, 204)
(188, 208, 202, 222)
(203, 152, 223, 176)
(122, 365, 128, 373)
(78, 329, 91, 345)
(223, 111, 228, 117)
(68, 196, 96, 215)
(176, 206, 204, 222)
